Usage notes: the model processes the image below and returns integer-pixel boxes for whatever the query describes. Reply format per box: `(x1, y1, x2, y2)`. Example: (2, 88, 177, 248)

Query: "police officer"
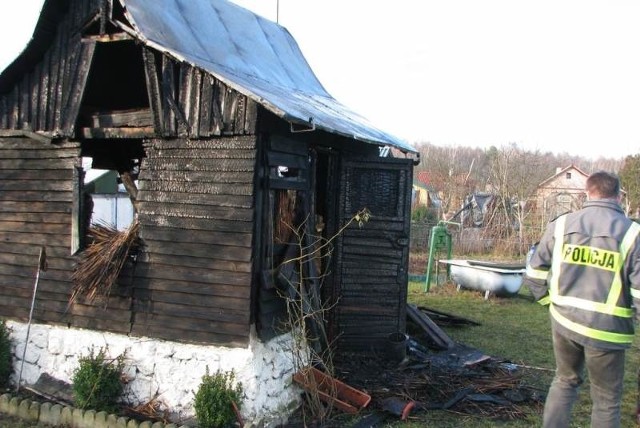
(523, 170, 640, 428)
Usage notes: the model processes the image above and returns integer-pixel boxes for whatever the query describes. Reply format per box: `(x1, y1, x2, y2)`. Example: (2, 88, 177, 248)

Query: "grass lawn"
(394, 280, 640, 428)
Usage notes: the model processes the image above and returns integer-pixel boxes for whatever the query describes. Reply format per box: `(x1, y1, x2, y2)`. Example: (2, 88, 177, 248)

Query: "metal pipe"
(16, 246, 47, 392)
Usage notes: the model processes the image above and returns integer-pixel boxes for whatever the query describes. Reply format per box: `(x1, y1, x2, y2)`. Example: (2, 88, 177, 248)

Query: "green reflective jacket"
(523, 199, 640, 349)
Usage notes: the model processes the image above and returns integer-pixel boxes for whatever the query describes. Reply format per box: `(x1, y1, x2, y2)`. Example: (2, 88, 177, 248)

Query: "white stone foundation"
(6, 321, 302, 427)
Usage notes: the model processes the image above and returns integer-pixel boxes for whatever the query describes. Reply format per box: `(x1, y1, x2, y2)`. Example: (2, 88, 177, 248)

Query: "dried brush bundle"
(70, 221, 140, 306)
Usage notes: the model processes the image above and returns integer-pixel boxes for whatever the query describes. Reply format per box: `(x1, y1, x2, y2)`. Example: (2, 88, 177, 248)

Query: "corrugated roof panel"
(121, 0, 416, 153)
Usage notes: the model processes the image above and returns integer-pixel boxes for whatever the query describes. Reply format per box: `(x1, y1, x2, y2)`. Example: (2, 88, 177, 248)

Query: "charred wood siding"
(144, 49, 258, 139)
(0, 138, 77, 323)
(0, 136, 133, 334)
(0, 0, 99, 135)
(133, 136, 256, 346)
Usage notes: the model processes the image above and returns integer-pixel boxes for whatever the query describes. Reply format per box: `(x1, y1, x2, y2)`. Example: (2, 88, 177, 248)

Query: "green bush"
(194, 368, 243, 428)
(0, 320, 11, 387)
(72, 347, 124, 412)
(411, 205, 438, 223)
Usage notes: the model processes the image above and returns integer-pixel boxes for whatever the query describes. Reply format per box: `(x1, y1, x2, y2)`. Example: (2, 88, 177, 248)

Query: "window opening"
(82, 157, 137, 230)
(74, 139, 143, 253)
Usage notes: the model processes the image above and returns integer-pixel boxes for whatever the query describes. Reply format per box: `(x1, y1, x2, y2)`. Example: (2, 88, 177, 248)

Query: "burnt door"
(331, 155, 413, 353)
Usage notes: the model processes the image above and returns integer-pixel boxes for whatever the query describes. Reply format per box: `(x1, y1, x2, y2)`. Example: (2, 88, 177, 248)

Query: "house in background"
(83, 159, 136, 230)
(533, 165, 589, 223)
(0, 0, 417, 423)
(412, 172, 441, 209)
(414, 171, 474, 220)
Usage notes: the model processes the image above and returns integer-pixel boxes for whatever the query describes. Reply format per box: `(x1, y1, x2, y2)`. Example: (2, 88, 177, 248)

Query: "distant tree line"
(409, 142, 636, 256)
(413, 141, 629, 217)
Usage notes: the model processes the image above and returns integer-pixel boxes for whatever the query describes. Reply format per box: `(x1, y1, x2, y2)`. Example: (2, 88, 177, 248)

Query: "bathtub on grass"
(438, 259, 525, 299)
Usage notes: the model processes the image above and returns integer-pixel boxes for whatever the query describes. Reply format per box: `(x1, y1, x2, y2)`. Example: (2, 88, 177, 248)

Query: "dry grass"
(70, 221, 140, 306)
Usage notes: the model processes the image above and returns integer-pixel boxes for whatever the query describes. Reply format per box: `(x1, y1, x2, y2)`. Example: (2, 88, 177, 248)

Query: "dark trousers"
(543, 328, 625, 428)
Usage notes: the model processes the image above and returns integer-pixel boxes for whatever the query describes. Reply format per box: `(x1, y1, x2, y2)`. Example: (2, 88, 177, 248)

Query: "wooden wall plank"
(137, 252, 251, 273)
(137, 191, 252, 208)
(244, 97, 257, 134)
(136, 201, 253, 221)
(144, 157, 255, 172)
(140, 180, 253, 196)
(9, 86, 19, 129)
(140, 170, 253, 184)
(134, 262, 252, 289)
(151, 136, 256, 150)
(62, 40, 96, 134)
(142, 147, 256, 160)
(0, 243, 71, 258)
(0, 221, 71, 235)
(140, 215, 254, 234)
(0, 191, 73, 203)
(134, 310, 248, 335)
(199, 74, 213, 136)
(0, 180, 73, 192)
(1, 201, 71, 214)
(211, 79, 223, 135)
(0, 158, 76, 169)
(39, 52, 51, 131)
(142, 47, 163, 133)
(160, 55, 177, 136)
(188, 68, 202, 137)
(19, 77, 29, 129)
(131, 323, 249, 347)
(140, 239, 252, 262)
(132, 274, 250, 297)
(31, 62, 42, 130)
(140, 225, 252, 247)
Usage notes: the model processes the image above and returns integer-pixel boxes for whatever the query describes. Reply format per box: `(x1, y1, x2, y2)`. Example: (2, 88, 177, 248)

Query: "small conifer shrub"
(72, 347, 124, 413)
(194, 368, 243, 428)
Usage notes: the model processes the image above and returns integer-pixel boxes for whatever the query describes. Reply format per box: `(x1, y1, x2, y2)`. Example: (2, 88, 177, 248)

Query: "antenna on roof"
(276, 0, 280, 23)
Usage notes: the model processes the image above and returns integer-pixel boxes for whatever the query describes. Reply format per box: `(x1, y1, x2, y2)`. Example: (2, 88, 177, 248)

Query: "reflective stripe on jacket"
(523, 199, 640, 349)
(549, 214, 640, 344)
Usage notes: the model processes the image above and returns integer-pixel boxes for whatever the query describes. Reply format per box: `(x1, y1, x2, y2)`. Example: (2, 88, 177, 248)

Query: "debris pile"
(333, 342, 544, 424)
(297, 304, 547, 426)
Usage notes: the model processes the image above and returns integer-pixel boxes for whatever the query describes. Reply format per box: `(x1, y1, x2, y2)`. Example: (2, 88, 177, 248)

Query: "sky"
(1, 0, 639, 160)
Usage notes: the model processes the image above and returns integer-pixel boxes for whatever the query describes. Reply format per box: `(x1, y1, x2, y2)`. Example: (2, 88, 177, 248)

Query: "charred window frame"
(72, 140, 143, 254)
(256, 136, 314, 340)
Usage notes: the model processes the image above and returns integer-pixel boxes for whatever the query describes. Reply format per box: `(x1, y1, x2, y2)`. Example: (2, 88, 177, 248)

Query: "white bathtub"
(438, 259, 525, 299)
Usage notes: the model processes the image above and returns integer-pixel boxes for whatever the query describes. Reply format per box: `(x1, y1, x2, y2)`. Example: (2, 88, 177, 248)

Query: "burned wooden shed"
(0, 0, 417, 359)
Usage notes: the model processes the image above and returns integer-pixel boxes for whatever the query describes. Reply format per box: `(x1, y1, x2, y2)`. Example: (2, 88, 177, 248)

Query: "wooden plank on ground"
(406, 303, 455, 350)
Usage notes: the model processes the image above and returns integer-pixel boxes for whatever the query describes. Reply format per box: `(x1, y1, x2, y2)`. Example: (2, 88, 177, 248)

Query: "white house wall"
(7, 321, 301, 427)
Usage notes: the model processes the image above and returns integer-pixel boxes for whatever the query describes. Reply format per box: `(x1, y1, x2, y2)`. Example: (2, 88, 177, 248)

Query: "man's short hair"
(586, 170, 620, 199)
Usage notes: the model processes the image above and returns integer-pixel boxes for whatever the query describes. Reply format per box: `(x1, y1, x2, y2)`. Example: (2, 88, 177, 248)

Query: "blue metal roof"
(121, 0, 416, 153)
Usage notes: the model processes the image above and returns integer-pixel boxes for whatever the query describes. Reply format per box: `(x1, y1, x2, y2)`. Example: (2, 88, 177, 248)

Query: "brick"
(93, 410, 108, 428)
(84, 409, 97, 427)
(60, 406, 74, 425)
(17, 398, 31, 420)
(73, 407, 85, 427)
(117, 416, 130, 428)
(40, 402, 63, 426)
(106, 413, 119, 427)
(0, 393, 10, 413)
(28, 400, 40, 422)
(8, 396, 20, 416)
